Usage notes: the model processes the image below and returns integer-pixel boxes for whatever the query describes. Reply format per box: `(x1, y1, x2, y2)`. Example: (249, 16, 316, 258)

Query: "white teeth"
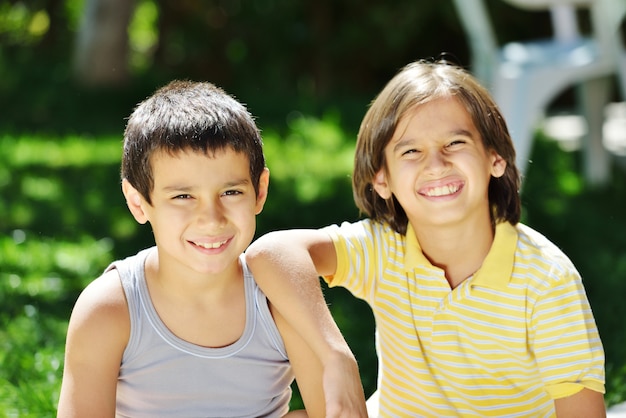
(195, 240, 226, 249)
(424, 185, 459, 197)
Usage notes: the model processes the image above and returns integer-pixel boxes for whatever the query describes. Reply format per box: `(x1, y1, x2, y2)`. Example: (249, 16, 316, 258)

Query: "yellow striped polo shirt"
(323, 220, 604, 417)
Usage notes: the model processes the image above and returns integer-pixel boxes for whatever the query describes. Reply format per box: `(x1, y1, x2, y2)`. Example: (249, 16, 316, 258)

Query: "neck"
(145, 249, 242, 302)
(413, 216, 495, 289)
(143, 249, 247, 348)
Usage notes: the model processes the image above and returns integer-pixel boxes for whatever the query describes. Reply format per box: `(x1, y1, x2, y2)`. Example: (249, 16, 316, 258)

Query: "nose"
(423, 149, 448, 174)
(196, 198, 226, 229)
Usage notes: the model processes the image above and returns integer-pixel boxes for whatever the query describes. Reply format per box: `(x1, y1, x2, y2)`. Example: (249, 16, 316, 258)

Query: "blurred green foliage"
(1, 127, 625, 414)
(0, 0, 624, 414)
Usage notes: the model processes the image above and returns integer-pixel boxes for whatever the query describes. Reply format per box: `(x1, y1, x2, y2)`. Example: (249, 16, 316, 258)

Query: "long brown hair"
(352, 60, 521, 234)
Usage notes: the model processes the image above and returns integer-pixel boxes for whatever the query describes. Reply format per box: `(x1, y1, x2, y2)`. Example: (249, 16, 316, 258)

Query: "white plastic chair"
(452, 0, 626, 185)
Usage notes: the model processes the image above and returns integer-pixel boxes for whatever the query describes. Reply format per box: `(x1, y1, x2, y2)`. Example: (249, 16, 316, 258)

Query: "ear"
(490, 151, 507, 178)
(254, 168, 270, 215)
(372, 168, 392, 200)
(121, 178, 149, 224)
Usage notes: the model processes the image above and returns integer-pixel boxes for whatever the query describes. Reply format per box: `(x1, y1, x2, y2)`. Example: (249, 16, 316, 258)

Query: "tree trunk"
(73, 0, 135, 86)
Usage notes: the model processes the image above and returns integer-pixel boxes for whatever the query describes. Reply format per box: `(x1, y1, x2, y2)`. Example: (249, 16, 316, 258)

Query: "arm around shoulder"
(272, 304, 367, 418)
(246, 228, 338, 279)
(245, 228, 342, 361)
(57, 269, 130, 418)
(247, 230, 367, 417)
(272, 304, 325, 418)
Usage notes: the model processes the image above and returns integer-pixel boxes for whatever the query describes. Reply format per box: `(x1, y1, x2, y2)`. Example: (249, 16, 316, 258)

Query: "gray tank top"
(108, 247, 293, 417)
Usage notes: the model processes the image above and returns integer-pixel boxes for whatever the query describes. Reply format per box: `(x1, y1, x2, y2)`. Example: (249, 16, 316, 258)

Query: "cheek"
(151, 205, 191, 226)
(394, 161, 418, 184)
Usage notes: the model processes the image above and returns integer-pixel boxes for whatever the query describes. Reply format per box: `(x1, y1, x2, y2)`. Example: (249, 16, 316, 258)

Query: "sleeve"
(530, 268, 605, 399)
(320, 219, 388, 303)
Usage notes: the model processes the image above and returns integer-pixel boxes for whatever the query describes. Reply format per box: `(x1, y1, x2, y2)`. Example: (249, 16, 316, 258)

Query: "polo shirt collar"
(404, 223, 430, 272)
(471, 222, 518, 289)
(403, 221, 518, 290)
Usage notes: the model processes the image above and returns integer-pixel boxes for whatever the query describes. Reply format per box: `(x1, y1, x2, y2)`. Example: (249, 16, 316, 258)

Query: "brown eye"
(222, 190, 243, 196)
(447, 140, 465, 147)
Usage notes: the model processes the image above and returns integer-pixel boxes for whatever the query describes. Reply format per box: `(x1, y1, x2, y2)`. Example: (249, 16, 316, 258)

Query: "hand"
(322, 350, 369, 418)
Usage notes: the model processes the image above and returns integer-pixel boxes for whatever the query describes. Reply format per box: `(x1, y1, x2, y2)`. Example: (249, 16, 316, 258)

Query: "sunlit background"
(1, 0, 625, 415)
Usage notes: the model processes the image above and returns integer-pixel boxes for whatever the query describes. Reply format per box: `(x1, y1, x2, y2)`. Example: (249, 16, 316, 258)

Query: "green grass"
(0, 126, 624, 415)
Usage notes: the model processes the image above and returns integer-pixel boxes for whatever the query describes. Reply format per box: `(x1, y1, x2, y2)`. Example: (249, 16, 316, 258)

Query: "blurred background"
(0, 0, 625, 415)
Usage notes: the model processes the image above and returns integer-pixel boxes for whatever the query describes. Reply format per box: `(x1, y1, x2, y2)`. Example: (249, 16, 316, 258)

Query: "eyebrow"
(161, 185, 193, 193)
(451, 129, 474, 138)
(224, 179, 251, 188)
(392, 138, 415, 153)
(160, 178, 251, 192)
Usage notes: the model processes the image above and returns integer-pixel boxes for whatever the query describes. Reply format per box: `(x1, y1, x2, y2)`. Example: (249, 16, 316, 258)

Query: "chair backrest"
(590, 0, 626, 48)
(453, 0, 624, 84)
(502, 0, 594, 9)
(590, 0, 626, 97)
(498, 0, 593, 43)
(500, 0, 624, 49)
(450, 0, 499, 84)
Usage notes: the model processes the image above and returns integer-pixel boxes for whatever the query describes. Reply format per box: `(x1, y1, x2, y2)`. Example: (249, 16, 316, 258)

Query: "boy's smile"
(418, 181, 463, 199)
(192, 240, 229, 249)
(374, 96, 506, 230)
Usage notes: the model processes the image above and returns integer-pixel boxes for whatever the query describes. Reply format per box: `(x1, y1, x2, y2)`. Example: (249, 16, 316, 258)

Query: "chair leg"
(619, 52, 626, 101)
(507, 112, 540, 184)
(577, 76, 612, 186)
(492, 76, 542, 183)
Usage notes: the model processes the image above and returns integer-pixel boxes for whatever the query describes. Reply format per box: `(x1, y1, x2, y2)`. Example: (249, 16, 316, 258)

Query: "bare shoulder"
(68, 268, 130, 345)
(58, 268, 130, 417)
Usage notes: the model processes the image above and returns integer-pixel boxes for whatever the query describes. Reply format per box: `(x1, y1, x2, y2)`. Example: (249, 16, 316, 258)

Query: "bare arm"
(57, 270, 129, 418)
(272, 304, 325, 418)
(554, 388, 606, 418)
(246, 229, 367, 417)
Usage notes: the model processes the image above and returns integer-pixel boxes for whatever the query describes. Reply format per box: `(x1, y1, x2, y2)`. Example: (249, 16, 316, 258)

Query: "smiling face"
(123, 147, 268, 277)
(373, 96, 506, 231)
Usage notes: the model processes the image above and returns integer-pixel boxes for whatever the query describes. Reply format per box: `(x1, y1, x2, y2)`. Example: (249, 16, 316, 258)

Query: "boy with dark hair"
(57, 80, 360, 417)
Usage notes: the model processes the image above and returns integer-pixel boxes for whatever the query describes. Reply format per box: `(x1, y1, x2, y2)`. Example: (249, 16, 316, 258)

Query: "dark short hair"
(353, 60, 521, 234)
(121, 80, 265, 204)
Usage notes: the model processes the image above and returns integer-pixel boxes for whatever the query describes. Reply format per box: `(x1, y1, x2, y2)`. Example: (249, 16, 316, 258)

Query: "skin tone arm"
(272, 304, 325, 418)
(246, 229, 367, 417)
(554, 388, 606, 418)
(56, 270, 129, 418)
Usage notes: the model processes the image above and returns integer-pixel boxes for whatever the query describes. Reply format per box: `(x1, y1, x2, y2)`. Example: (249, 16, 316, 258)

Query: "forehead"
(392, 97, 476, 139)
(150, 147, 251, 180)
(150, 145, 249, 164)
